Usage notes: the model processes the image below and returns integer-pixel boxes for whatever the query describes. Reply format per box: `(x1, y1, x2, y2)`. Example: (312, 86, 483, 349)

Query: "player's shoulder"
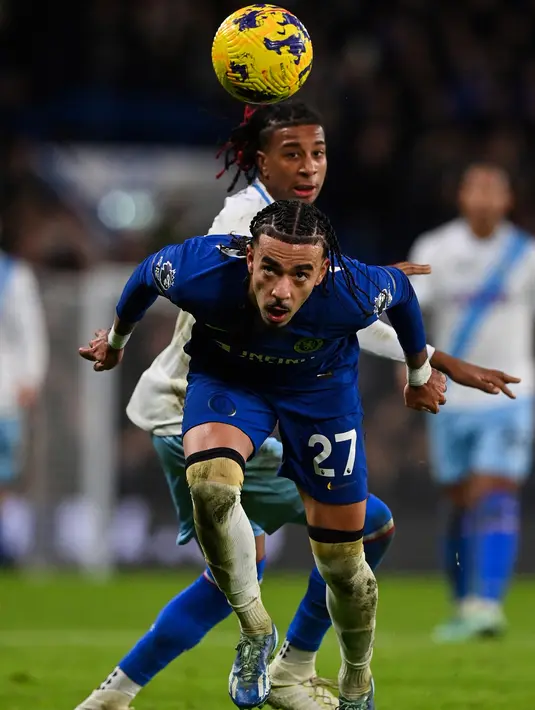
(410, 219, 463, 257)
(152, 234, 245, 296)
(226, 181, 269, 209)
(507, 223, 535, 262)
(173, 233, 244, 262)
(0, 248, 19, 268)
(508, 223, 535, 246)
(0, 249, 34, 282)
(207, 180, 271, 236)
(312, 255, 398, 325)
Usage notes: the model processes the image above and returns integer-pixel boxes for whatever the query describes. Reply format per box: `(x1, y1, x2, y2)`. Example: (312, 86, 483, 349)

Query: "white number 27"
(308, 429, 357, 478)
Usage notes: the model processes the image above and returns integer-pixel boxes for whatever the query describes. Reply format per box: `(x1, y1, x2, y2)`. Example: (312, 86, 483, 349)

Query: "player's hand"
(431, 351, 520, 399)
(78, 329, 124, 372)
(404, 369, 447, 414)
(391, 261, 431, 276)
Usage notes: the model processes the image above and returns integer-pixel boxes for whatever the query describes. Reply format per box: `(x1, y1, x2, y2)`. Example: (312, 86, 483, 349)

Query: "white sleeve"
(10, 263, 49, 390)
(407, 235, 435, 309)
(207, 196, 258, 237)
(358, 320, 435, 362)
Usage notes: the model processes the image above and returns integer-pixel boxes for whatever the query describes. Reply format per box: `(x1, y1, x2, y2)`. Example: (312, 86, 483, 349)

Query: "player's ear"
(316, 257, 329, 285)
(256, 150, 268, 179)
(246, 243, 254, 274)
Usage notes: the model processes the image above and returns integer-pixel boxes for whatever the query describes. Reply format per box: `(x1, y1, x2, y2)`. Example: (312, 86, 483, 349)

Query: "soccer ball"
(211, 4, 313, 104)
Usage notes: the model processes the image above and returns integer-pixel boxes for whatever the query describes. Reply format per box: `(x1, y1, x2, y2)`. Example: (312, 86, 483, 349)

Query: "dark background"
(2, 0, 535, 571)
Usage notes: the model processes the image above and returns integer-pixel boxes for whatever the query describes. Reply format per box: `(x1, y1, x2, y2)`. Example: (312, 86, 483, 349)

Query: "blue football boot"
(229, 625, 279, 708)
(339, 678, 375, 710)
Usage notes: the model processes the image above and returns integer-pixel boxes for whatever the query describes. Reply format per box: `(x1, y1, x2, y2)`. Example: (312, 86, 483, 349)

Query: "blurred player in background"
(408, 164, 534, 642)
(76, 107, 520, 710)
(0, 241, 48, 566)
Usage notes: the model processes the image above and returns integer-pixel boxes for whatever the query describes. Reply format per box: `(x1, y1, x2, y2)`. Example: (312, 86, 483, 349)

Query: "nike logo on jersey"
(327, 479, 354, 490)
(206, 323, 229, 332)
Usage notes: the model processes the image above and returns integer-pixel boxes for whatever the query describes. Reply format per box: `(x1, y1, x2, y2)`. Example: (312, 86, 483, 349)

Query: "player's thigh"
(182, 371, 277, 461)
(473, 400, 534, 482)
(427, 410, 473, 485)
(152, 433, 268, 546)
(278, 410, 368, 530)
(0, 417, 23, 485)
(151, 434, 194, 545)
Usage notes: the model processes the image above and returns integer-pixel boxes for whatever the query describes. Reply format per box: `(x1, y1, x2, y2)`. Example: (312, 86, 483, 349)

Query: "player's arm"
(79, 244, 185, 371)
(359, 320, 520, 398)
(430, 350, 520, 399)
(358, 319, 436, 362)
(12, 262, 49, 406)
(357, 258, 436, 362)
(357, 263, 446, 413)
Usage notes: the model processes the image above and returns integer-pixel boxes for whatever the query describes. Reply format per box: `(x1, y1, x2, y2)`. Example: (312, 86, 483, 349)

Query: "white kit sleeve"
(358, 319, 435, 362)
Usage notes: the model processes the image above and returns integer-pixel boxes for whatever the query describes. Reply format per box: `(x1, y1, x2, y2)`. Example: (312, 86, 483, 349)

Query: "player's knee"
(308, 526, 377, 602)
(185, 448, 245, 525)
(364, 494, 394, 538)
(185, 447, 245, 487)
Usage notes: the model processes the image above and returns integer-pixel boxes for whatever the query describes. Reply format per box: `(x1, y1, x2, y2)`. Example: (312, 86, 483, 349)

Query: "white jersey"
(126, 179, 435, 435)
(409, 218, 535, 408)
(0, 251, 49, 417)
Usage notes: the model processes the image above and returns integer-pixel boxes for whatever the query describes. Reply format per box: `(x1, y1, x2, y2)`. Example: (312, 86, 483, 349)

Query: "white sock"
(313, 543, 377, 700)
(272, 639, 317, 683)
(459, 597, 502, 616)
(191, 480, 272, 635)
(98, 667, 142, 698)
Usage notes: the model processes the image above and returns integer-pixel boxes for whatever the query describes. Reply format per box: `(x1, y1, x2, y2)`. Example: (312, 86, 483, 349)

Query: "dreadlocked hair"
(232, 200, 380, 317)
(216, 101, 323, 192)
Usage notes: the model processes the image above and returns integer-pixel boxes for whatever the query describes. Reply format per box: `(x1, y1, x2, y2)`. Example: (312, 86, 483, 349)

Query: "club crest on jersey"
(154, 258, 176, 291)
(374, 288, 392, 316)
(294, 337, 324, 354)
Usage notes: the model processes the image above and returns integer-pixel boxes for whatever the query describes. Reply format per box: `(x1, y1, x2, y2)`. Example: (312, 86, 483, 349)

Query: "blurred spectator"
(0, 233, 49, 565)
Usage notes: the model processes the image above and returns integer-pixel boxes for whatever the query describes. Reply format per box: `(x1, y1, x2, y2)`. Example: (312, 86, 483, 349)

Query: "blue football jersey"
(116, 234, 426, 390)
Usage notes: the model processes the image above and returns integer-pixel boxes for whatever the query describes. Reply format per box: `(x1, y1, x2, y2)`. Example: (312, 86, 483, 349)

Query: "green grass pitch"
(1, 571, 534, 709)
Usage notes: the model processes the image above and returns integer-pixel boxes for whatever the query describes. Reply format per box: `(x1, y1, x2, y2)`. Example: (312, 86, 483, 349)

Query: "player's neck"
(255, 177, 272, 194)
(467, 220, 501, 240)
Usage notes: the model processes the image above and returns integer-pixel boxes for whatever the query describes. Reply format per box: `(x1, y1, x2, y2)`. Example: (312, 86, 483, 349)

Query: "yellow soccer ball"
(212, 4, 313, 104)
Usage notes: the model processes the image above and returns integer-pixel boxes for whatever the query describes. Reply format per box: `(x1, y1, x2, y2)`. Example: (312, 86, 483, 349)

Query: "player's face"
(246, 235, 329, 328)
(458, 167, 512, 228)
(256, 125, 327, 204)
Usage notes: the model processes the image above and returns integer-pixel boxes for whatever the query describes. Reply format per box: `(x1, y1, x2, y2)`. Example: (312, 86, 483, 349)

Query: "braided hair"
(216, 101, 323, 191)
(233, 200, 380, 317)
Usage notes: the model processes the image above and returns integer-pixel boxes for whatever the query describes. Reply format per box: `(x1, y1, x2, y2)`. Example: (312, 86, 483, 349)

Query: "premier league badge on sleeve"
(154, 257, 176, 291)
(374, 288, 392, 316)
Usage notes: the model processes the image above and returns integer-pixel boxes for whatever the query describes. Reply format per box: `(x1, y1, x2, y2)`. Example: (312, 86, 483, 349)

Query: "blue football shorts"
(152, 433, 392, 547)
(181, 370, 368, 505)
